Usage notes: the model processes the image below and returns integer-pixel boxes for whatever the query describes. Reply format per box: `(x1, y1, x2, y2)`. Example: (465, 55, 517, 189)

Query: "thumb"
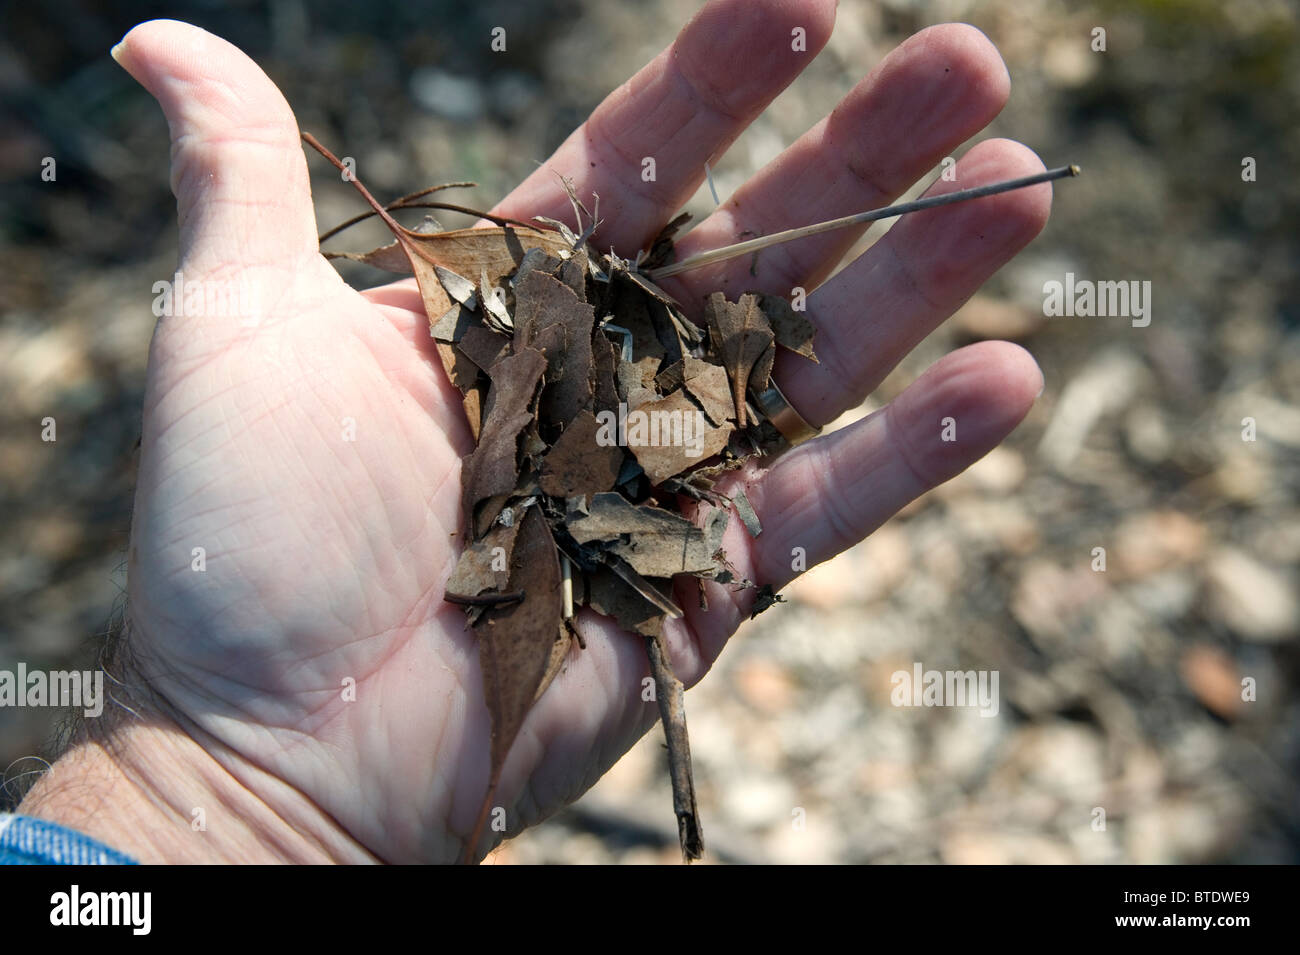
(112, 19, 319, 273)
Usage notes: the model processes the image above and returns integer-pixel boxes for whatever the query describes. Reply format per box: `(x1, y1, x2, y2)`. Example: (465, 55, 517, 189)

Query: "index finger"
(490, 0, 836, 254)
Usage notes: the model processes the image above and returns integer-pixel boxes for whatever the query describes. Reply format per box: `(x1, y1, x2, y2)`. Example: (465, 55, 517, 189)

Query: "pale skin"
(20, 1, 1051, 863)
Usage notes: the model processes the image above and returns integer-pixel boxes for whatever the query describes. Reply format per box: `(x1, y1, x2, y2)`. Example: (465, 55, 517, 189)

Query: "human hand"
(22, 0, 1049, 864)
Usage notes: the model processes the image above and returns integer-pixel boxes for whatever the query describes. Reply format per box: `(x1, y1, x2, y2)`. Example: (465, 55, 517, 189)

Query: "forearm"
(19, 693, 377, 865)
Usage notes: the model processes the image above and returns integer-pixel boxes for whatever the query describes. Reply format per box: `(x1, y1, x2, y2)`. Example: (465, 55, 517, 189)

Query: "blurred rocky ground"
(1, 0, 1296, 862)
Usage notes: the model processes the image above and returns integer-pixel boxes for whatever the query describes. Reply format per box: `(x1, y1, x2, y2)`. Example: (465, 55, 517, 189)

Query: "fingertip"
(981, 339, 1045, 411)
(893, 138, 1052, 295)
(960, 138, 1054, 229)
(928, 23, 1011, 111)
(675, 0, 837, 114)
(112, 19, 319, 272)
(888, 340, 1042, 486)
(111, 20, 208, 82)
(111, 20, 294, 131)
(901, 22, 1011, 116)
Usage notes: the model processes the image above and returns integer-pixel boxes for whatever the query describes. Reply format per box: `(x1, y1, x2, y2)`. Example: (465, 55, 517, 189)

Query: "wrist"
(19, 686, 377, 865)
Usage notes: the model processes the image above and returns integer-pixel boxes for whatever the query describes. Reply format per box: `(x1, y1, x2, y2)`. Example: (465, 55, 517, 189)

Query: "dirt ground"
(1, 0, 1297, 863)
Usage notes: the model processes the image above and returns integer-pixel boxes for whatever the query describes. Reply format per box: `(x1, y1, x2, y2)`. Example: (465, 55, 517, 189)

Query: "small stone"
(1204, 548, 1298, 642)
(1011, 560, 1108, 644)
(732, 657, 796, 715)
(965, 446, 1027, 494)
(1114, 510, 1207, 577)
(410, 68, 486, 122)
(1041, 35, 1100, 87)
(1180, 644, 1244, 720)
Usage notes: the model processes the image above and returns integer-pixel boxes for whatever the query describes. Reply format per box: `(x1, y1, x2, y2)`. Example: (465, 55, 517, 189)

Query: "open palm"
(113, 1, 1049, 864)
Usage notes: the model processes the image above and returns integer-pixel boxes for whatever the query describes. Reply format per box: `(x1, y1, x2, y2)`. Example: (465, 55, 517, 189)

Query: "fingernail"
(110, 40, 126, 64)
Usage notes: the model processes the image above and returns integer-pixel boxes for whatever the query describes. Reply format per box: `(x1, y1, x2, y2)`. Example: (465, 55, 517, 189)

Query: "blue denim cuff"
(0, 813, 138, 865)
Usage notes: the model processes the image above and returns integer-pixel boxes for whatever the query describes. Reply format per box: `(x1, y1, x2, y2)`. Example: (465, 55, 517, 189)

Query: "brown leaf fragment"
(457, 325, 510, 372)
(465, 507, 571, 861)
(539, 410, 626, 498)
(435, 340, 481, 393)
(657, 357, 735, 428)
(323, 241, 415, 273)
(510, 246, 554, 288)
(514, 270, 596, 428)
(568, 492, 716, 577)
(648, 299, 687, 365)
(606, 556, 683, 620)
(591, 330, 620, 415)
(461, 346, 547, 536)
(731, 488, 762, 538)
(476, 493, 513, 536)
(479, 267, 513, 331)
(612, 270, 693, 362)
(653, 359, 686, 393)
(391, 227, 558, 407)
(703, 292, 775, 428)
(584, 565, 666, 636)
(514, 246, 588, 301)
(750, 340, 776, 400)
(625, 390, 732, 485)
(757, 293, 818, 363)
(415, 225, 571, 288)
(641, 211, 692, 270)
(445, 519, 525, 600)
(462, 385, 485, 444)
(435, 265, 478, 307)
(607, 279, 667, 366)
(430, 303, 476, 343)
(332, 225, 569, 286)
(703, 505, 730, 557)
(616, 358, 661, 409)
(445, 590, 524, 607)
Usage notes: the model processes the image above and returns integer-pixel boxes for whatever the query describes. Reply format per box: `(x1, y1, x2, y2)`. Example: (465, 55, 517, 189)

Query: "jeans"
(0, 813, 137, 864)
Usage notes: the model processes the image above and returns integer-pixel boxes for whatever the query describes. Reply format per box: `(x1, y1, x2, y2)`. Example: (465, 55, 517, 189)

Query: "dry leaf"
(731, 487, 762, 538)
(702, 291, 775, 428)
(445, 520, 524, 599)
(468, 506, 571, 856)
(626, 389, 732, 484)
(757, 292, 818, 363)
(307, 135, 803, 864)
(539, 409, 625, 498)
(514, 270, 596, 429)
(568, 492, 717, 577)
(460, 346, 547, 536)
(584, 564, 666, 636)
(658, 356, 735, 428)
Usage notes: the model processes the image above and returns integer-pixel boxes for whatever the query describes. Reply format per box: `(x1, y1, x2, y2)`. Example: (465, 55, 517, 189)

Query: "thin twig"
(444, 589, 525, 607)
(301, 133, 552, 275)
(317, 182, 476, 243)
(646, 633, 704, 862)
(648, 164, 1080, 280)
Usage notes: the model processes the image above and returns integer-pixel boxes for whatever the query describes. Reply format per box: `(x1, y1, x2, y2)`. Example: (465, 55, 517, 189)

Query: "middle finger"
(658, 23, 1011, 305)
